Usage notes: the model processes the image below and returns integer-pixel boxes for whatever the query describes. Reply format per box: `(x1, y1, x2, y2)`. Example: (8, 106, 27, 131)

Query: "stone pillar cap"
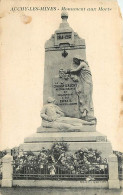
(2, 154, 13, 163)
(61, 12, 68, 20)
(108, 154, 118, 162)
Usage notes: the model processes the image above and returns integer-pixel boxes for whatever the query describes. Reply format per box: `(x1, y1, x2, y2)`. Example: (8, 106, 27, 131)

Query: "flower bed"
(13, 143, 108, 180)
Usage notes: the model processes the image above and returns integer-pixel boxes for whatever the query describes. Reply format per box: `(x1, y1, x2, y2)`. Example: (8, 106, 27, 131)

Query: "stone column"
(108, 154, 120, 189)
(1, 152, 13, 187)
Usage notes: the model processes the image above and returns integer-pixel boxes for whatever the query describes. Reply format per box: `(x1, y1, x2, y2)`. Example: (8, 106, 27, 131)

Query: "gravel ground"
(0, 188, 123, 195)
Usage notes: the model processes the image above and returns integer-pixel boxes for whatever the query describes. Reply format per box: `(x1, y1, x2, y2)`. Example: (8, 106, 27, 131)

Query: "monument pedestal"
(19, 126, 113, 159)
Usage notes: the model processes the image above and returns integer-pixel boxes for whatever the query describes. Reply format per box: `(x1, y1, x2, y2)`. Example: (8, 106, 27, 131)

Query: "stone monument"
(20, 12, 113, 159)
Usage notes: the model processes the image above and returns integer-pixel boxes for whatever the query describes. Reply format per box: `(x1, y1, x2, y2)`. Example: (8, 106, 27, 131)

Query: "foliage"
(1, 146, 123, 180)
(73, 148, 108, 175)
(113, 151, 123, 162)
(113, 151, 123, 170)
(0, 151, 7, 159)
(13, 143, 108, 177)
(50, 142, 69, 161)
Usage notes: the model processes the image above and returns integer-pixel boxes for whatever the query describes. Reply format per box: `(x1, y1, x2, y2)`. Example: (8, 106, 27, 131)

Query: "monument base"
(37, 124, 96, 132)
(108, 180, 120, 189)
(19, 127, 113, 159)
(1, 179, 13, 188)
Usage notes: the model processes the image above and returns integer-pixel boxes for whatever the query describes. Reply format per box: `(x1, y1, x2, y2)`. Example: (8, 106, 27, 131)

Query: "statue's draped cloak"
(74, 62, 94, 118)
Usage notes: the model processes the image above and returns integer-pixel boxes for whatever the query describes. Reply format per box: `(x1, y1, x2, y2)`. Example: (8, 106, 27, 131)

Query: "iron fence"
(0, 164, 2, 180)
(118, 161, 123, 180)
(119, 169, 123, 180)
(13, 163, 109, 181)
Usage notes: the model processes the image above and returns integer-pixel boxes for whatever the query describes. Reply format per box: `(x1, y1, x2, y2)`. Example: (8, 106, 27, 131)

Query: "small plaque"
(55, 31, 74, 46)
(53, 77, 79, 118)
(96, 136, 107, 142)
(57, 32, 72, 40)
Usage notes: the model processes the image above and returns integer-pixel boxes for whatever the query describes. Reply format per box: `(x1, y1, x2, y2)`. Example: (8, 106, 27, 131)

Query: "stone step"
(24, 131, 107, 143)
(37, 125, 96, 133)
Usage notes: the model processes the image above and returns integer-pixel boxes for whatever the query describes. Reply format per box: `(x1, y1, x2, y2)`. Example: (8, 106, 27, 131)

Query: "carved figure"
(40, 97, 96, 131)
(70, 56, 96, 121)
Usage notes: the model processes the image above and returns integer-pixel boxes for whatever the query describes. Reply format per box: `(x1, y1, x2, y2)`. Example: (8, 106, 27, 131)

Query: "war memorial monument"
(1, 11, 121, 190)
(19, 12, 113, 159)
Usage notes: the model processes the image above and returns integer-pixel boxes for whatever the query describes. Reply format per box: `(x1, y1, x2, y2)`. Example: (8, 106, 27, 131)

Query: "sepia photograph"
(0, 0, 123, 194)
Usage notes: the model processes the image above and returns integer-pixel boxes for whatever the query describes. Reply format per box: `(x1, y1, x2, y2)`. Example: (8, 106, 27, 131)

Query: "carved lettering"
(57, 32, 72, 40)
(53, 77, 79, 117)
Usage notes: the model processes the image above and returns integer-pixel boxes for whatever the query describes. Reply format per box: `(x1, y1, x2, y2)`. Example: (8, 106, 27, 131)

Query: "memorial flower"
(12, 142, 110, 179)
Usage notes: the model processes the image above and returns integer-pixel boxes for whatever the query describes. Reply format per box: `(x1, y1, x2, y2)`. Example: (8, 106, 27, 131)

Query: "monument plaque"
(53, 76, 79, 117)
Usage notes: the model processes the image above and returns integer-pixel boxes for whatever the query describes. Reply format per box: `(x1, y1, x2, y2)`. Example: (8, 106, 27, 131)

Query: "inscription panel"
(53, 77, 79, 118)
(55, 32, 74, 46)
(57, 32, 72, 40)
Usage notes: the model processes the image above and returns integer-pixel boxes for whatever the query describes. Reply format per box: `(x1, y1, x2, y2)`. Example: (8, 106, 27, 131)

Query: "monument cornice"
(45, 45, 86, 52)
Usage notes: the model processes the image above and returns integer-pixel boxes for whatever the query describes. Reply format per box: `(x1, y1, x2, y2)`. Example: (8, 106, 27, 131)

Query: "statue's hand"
(48, 117, 54, 122)
(70, 68, 75, 73)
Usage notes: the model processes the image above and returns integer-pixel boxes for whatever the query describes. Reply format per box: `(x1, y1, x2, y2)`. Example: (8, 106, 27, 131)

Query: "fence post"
(1, 150, 13, 187)
(108, 154, 120, 189)
(120, 156, 123, 188)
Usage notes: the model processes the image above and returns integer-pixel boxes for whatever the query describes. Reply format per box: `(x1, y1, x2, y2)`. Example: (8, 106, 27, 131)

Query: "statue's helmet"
(47, 97, 55, 103)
